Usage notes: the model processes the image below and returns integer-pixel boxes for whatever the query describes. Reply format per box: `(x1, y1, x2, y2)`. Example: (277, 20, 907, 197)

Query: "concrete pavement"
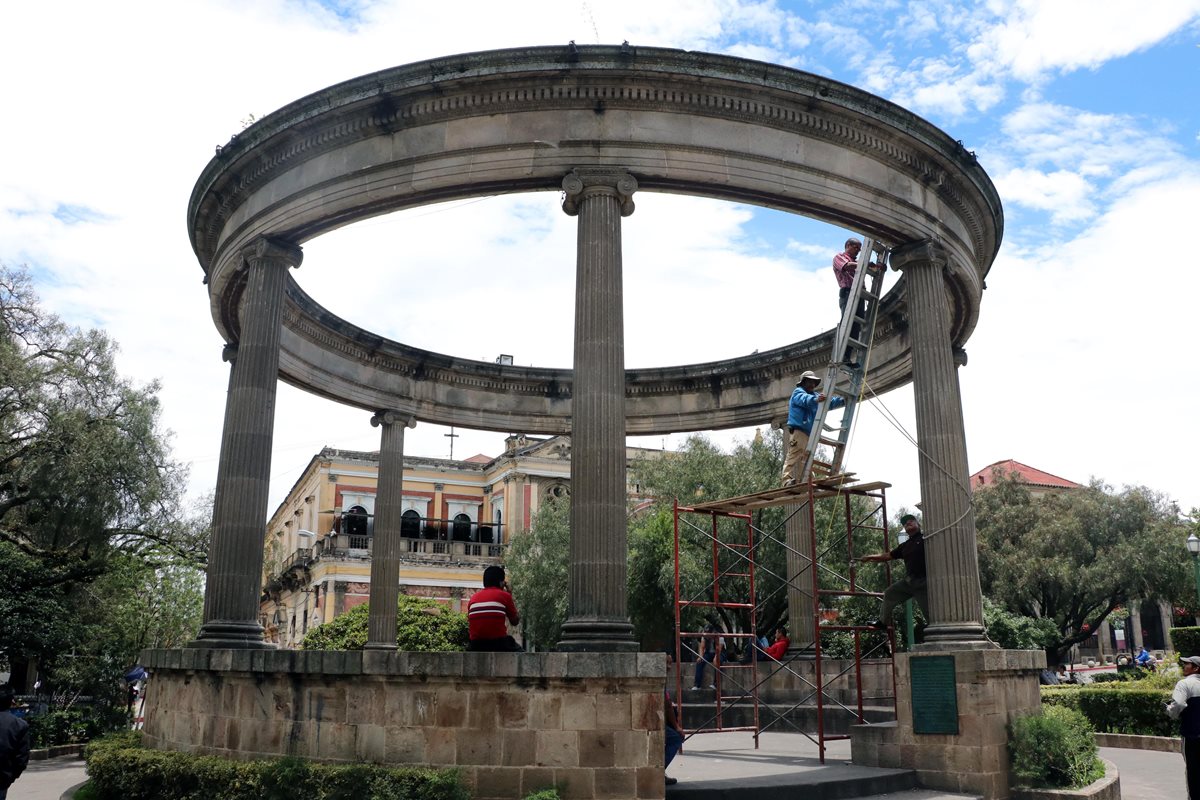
(10, 755, 86, 800)
(9, 742, 1185, 799)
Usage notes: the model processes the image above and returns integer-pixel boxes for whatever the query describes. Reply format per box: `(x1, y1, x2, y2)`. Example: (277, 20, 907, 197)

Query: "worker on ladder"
(833, 237, 885, 364)
(780, 370, 845, 486)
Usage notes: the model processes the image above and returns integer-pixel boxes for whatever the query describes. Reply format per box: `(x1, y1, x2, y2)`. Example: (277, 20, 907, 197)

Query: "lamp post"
(1187, 533, 1200, 613)
(896, 529, 916, 650)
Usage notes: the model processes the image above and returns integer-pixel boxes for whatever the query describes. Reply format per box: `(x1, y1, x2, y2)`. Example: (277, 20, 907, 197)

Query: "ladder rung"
(818, 438, 844, 448)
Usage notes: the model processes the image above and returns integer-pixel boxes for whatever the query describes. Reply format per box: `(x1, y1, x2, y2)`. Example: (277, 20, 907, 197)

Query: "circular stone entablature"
(188, 44, 1002, 435)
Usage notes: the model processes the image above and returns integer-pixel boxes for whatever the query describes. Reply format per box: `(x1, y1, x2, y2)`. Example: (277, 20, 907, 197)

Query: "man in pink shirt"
(833, 237, 864, 313)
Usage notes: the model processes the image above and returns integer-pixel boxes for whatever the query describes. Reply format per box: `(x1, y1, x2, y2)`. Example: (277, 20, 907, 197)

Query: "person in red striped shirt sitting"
(467, 565, 523, 652)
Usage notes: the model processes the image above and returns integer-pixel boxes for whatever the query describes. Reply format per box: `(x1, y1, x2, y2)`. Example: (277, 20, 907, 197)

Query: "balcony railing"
(333, 512, 505, 546)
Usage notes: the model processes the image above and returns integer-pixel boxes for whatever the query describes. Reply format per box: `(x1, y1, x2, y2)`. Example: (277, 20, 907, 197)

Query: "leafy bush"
(1009, 705, 1104, 789)
(28, 703, 129, 747)
(522, 791, 561, 800)
(1170, 626, 1200, 657)
(982, 599, 1060, 652)
(84, 732, 469, 800)
(302, 595, 467, 651)
(1041, 682, 1174, 736)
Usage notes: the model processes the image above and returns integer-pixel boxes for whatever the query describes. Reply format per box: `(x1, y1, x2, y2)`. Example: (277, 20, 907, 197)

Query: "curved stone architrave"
(189, 44, 1002, 434)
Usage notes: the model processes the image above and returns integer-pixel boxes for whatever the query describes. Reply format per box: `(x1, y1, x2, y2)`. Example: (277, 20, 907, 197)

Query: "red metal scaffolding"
(672, 475, 897, 762)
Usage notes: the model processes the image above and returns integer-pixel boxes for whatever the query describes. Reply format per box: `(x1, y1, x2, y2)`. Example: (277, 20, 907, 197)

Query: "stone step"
(852, 792, 981, 800)
(665, 765, 917, 800)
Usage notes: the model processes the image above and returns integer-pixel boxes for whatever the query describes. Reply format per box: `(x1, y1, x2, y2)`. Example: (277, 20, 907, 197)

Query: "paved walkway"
(12, 741, 1187, 799)
(11, 755, 86, 800)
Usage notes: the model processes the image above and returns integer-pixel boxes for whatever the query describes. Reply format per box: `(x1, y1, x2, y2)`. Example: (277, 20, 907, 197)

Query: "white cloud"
(971, 0, 1200, 82)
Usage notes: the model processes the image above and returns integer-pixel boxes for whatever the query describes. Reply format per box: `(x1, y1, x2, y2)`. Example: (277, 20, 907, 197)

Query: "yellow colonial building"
(260, 434, 656, 647)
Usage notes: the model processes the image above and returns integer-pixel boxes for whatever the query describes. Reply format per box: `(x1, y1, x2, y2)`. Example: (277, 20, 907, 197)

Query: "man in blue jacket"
(780, 371, 845, 486)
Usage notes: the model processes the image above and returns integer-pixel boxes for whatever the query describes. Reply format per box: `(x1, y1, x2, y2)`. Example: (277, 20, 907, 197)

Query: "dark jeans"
(1187, 737, 1200, 799)
(665, 725, 684, 768)
(466, 635, 523, 652)
(838, 287, 864, 354)
(693, 652, 715, 687)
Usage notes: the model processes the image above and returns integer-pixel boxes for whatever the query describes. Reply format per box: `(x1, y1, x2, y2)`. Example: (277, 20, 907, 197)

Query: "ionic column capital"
(562, 168, 638, 217)
(370, 410, 417, 429)
(222, 343, 238, 363)
(889, 239, 948, 272)
(241, 236, 304, 271)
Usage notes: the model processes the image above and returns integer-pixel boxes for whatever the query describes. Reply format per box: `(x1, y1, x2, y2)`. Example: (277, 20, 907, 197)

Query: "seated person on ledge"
(466, 565, 523, 652)
(742, 627, 790, 662)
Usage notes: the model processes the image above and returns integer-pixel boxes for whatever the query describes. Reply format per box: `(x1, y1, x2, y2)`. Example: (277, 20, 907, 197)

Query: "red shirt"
(467, 586, 520, 641)
(833, 251, 857, 289)
(764, 637, 790, 660)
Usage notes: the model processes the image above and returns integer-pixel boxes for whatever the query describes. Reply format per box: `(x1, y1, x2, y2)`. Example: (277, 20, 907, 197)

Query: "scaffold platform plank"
(685, 476, 891, 514)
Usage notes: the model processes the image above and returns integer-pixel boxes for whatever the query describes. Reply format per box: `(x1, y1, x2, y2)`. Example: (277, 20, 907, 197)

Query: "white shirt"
(1167, 672, 1200, 720)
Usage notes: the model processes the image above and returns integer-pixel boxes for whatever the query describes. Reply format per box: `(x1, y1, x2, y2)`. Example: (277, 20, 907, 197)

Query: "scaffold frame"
(672, 475, 899, 762)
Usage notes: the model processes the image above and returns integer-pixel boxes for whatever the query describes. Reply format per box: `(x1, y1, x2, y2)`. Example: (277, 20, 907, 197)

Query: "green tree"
(976, 474, 1190, 664)
(0, 263, 202, 737)
(506, 496, 570, 651)
(301, 595, 468, 651)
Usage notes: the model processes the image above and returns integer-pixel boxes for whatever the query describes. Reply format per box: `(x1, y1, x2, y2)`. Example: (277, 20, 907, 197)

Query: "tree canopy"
(975, 473, 1191, 663)
(0, 263, 204, 729)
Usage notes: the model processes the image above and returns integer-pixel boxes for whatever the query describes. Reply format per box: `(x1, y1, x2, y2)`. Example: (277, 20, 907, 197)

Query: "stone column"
(193, 237, 302, 648)
(556, 168, 639, 652)
(1130, 600, 1143, 651)
(1159, 601, 1175, 651)
(365, 410, 416, 650)
(891, 240, 988, 648)
(1097, 619, 1112, 661)
(785, 505, 816, 654)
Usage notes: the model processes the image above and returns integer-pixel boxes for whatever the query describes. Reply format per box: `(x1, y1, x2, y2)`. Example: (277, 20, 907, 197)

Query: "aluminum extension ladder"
(799, 237, 889, 481)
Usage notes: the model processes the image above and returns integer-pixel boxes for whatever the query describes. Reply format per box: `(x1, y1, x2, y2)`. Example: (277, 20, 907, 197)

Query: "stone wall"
(850, 649, 1043, 799)
(140, 649, 666, 800)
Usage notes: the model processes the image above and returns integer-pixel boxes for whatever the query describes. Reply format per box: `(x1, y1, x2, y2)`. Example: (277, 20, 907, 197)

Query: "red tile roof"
(970, 459, 1082, 490)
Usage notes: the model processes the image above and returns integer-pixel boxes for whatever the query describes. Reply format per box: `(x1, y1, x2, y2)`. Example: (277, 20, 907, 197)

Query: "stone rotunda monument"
(139, 45, 1038, 799)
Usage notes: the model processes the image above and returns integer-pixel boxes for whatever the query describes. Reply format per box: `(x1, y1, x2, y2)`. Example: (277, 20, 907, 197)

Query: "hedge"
(1171, 627, 1200, 657)
(84, 733, 469, 800)
(1041, 685, 1174, 736)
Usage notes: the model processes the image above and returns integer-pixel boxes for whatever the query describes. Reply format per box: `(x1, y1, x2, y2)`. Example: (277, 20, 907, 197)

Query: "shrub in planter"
(84, 732, 469, 800)
(1009, 705, 1104, 789)
(1171, 627, 1200, 656)
(1041, 683, 1173, 735)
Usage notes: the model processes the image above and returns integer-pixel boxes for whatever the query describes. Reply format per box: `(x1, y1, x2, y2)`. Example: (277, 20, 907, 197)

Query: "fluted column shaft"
(1159, 601, 1174, 650)
(365, 411, 415, 650)
(785, 507, 816, 653)
(194, 237, 302, 648)
(557, 168, 638, 652)
(893, 240, 988, 647)
(1130, 600, 1143, 651)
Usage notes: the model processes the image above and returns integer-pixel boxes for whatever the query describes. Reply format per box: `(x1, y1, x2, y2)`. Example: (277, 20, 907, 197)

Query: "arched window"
(401, 510, 421, 538)
(344, 505, 369, 537)
(452, 513, 472, 542)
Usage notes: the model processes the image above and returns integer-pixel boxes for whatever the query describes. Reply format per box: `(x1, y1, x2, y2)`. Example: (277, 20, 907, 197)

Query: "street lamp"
(1187, 533, 1200, 609)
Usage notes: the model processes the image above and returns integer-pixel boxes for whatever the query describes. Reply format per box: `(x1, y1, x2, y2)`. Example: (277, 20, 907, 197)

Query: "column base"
(363, 642, 399, 651)
(556, 618, 638, 652)
(918, 621, 995, 650)
(188, 620, 274, 650)
(851, 648, 1043, 799)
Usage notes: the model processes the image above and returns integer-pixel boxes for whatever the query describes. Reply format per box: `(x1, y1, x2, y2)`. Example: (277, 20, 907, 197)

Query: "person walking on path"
(0, 686, 30, 800)
(780, 371, 844, 486)
(1167, 655, 1200, 798)
(466, 565, 523, 651)
(859, 514, 928, 630)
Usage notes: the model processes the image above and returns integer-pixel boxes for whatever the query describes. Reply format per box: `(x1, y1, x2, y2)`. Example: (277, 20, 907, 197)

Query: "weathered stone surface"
(190, 45, 1001, 436)
(141, 651, 662, 800)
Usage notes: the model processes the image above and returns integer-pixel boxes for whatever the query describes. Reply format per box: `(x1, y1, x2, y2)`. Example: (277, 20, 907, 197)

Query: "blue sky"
(1, 0, 1199, 518)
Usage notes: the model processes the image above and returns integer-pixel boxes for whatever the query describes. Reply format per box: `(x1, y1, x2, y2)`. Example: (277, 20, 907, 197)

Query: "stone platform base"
(140, 649, 666, 800)
(851, 649, 1044, 799)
